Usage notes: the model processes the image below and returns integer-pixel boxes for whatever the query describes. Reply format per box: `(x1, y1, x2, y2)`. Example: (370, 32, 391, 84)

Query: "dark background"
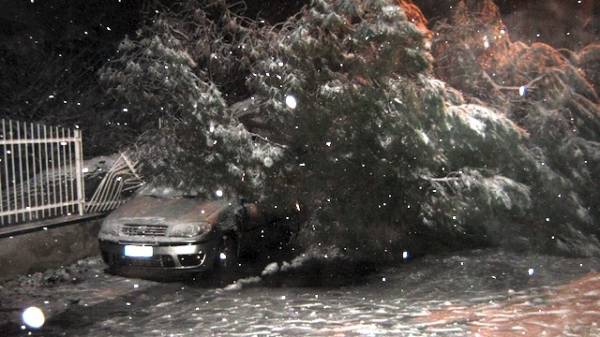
(0, 0, 598, 154)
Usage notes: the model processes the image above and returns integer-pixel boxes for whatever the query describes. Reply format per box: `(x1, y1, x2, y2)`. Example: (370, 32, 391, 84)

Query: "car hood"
(105, 196, 231, 226)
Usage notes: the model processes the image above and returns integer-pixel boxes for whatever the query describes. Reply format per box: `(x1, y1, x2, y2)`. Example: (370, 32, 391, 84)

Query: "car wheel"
(215, 234, 239, 273)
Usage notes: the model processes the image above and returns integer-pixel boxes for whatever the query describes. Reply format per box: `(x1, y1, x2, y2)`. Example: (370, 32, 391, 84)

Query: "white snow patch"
(464, 115, 487, 137)
(417, 130, 430, 145)
(519, 85, 528, 97)
(261, 262, 280, 276)
(223, 277, 262, 291)
(447, 104, 519, 139)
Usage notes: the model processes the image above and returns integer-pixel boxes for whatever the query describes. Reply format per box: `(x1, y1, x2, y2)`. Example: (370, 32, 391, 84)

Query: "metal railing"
(0, 119, 85, 225)
(85, 152, 143, 214)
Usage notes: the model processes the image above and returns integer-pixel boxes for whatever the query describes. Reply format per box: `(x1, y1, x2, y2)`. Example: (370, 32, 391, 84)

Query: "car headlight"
(168, 223, 209, 238)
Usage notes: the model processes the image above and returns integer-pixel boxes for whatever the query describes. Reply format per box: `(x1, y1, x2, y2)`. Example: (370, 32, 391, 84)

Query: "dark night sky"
(1, 0, 597, 68)
(1, 0, 597, 59)
(414, 0, 599, 49)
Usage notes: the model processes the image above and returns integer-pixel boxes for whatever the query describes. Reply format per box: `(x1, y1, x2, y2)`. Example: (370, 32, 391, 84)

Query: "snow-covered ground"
(1, 249, 599, 336)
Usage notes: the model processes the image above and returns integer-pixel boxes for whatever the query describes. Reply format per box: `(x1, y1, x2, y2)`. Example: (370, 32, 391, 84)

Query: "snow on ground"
(1, 249, 599, 336)
(0, 256, 158, 334)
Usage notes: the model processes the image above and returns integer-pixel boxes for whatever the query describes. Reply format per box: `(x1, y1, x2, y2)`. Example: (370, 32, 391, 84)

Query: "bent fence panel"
(0, 119, 85, 226)
(85, 152, 143, 214)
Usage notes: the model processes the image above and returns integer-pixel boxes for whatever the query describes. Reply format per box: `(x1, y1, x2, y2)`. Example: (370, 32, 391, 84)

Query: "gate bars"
(84, 152, 143, 214)
(0, 119, 85, 225)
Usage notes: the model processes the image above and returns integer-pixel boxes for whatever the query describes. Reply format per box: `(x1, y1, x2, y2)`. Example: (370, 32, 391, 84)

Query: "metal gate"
(85, 152, 143, 214)
(0, 119, 85, 225)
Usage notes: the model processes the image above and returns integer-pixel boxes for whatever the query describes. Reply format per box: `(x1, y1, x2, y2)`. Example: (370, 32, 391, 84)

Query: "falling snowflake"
(285, 95, 297, 109)
(22, 307, 45, 329)
(263, 156, 274, 167)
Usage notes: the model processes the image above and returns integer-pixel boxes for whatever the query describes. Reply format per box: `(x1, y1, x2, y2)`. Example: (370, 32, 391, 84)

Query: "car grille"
(121, 224, 168, 237)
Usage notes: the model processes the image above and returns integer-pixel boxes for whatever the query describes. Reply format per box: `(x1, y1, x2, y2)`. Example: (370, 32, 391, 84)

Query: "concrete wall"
(0, 217, 103, 280)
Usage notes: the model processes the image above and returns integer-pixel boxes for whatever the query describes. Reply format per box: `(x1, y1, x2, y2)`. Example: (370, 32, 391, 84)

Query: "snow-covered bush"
(242, 0, 577, 258)
(578, 43, 600, 98)
(99, 1, 281, 196)
(431, 0, 600, 256)
(103, 0, 600, 259)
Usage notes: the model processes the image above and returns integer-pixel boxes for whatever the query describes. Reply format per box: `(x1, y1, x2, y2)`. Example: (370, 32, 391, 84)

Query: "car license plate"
(124, 245, 153, 257)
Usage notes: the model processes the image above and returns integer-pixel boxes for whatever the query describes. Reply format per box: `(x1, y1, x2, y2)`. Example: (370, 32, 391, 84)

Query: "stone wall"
(0, 215, 103, 280)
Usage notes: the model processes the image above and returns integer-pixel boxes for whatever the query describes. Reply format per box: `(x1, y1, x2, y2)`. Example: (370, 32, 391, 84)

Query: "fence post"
(1, 119, 6, 225)
(74, 129, 85, 215)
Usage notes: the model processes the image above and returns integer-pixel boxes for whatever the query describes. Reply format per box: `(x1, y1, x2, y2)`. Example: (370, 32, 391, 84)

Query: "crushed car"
(98, 185, 299, 276)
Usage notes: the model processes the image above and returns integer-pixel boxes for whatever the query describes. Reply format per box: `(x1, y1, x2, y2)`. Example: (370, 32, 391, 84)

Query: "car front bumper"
(99, 239, 219, 272)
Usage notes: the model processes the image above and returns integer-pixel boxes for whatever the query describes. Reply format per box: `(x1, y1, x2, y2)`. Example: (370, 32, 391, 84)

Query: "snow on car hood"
(105, 195, 231, 226)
